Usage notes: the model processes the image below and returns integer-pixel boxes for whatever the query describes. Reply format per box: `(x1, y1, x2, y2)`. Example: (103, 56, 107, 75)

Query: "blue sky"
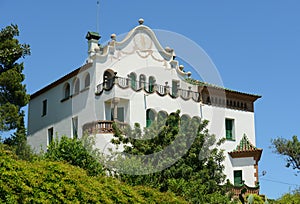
(2, 0, 300, 199)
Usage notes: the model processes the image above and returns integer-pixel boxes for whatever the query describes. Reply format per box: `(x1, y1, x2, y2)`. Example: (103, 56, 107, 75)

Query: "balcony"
(95, 76, 201, 102)
(82, 120, 128, 135)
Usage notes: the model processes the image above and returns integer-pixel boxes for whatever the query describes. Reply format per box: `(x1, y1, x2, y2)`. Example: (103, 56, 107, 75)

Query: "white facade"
(27, 20, 262, 191)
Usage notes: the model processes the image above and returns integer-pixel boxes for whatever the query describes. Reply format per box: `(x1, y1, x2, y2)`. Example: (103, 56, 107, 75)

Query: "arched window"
(103, 70, 115, 89)
(180, 114, 191, 126)
(84, 73, 90, 88)
(148, 76, 155, 93)
(74, 78, 80, 94)
(181, 114, 190, 122)
(192, 116, 201, 124)
(180, 114, 191, 130)
(139, 74, 146, 89)
(64, 83, 70, 99)
(146, 109, 156, 127)
(157, 110, 168, 124)
(129, 72, 137, 90)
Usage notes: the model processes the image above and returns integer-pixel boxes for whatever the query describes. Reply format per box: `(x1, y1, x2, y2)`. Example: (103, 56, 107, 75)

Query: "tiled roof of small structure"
(228, 134, 263, 162)
(234, 134, 257, 152)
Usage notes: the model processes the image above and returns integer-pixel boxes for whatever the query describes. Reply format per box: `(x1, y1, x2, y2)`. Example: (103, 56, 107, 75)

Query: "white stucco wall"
(230, 157, 256, 186)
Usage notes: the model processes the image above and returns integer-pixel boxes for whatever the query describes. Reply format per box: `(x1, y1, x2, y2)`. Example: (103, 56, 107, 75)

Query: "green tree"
(271, 135, 300, 171)
(110, 110, 230, 203)
(0, 24, 30, 143)
(245, 194, 265, 204)
(4, 113, 35, 161)
(276, 188, 300, 204)
(44, 134, 104, 176)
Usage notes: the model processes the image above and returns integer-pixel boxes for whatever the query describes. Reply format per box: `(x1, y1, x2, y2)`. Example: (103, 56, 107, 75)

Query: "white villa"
(27, 19, 262, 195)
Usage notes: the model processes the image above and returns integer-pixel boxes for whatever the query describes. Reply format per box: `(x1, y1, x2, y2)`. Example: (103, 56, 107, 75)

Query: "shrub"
(44, 135, 104, 176)
(0, 144, 187, 203)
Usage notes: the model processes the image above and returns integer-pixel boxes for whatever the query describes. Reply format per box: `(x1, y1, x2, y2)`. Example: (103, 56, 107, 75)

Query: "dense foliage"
(271, 135, 300, 171)
(245, 194, 265, 204)
(0, 144, 187, 203)
(44, 135, 104, 176)
(275, 189, 300, 204)
(110, 110, 231, 203)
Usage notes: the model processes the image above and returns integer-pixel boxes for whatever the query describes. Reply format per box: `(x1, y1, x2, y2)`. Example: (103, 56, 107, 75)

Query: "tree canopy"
(0, 24, 30, 138)
(110, 110, 231, 203)
(271, 135, 300, 172)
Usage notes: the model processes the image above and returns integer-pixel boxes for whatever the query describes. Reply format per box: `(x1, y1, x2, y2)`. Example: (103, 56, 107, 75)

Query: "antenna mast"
(96, 0, 100, 33)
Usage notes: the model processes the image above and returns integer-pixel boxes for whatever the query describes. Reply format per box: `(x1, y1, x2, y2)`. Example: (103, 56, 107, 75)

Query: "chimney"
(86, 31, 101, 59)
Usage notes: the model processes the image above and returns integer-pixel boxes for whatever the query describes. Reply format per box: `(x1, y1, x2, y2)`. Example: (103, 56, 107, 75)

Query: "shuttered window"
(234, 170, 242, 186)
(225, 118, 234, 140)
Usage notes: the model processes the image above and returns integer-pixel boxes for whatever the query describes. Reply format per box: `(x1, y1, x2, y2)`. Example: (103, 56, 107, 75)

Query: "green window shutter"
(172, 81, 178, 97)
(146, 109, 155, 127)
(225, 119, 233, 139)
(146, 119, 152, 127)
(131, 79, 136, 89)
(226, 130, 232, 139)
(130, 74, 136, 89)
(234, 170, 242, 186)
(117, 107, 124, 122)
(149, 81, 153, 92)
(149, 77, 155, 93)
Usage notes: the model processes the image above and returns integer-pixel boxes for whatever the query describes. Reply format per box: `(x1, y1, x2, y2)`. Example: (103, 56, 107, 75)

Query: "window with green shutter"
(130, 73, 136, 90)
(111, 107, 125, 122)
(225, 118, 234, 140)
(172, 80, 179, 97)
(149, 76, 155, 93)
(146, 109, 155, 127)
(234, 170, 243, 186)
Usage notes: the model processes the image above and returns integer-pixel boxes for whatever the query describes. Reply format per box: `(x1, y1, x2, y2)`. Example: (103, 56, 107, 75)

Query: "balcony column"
(112, 97, 120, 121)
